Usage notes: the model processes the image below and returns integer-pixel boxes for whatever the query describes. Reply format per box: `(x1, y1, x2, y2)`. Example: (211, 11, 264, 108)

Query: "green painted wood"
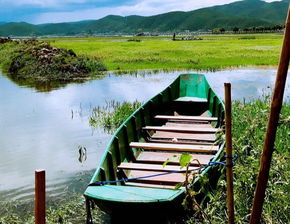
(85, 185, 182, 202)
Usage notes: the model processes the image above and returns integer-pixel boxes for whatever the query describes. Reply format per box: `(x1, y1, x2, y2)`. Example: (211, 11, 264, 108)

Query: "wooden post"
(35, 170, 46, 224)
(224, 83, 235, 224)
(249, 5, 290, 224)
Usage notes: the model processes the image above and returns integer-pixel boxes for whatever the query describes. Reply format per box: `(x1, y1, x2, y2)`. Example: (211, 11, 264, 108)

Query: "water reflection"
(0, 68, 289, 202)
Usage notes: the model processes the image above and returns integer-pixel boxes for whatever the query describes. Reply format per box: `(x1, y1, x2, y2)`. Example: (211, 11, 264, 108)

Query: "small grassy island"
(0, 38, 106, 90)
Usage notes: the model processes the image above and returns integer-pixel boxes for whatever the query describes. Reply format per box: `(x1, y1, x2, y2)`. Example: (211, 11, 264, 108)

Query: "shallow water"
(0, 68, 289, 202)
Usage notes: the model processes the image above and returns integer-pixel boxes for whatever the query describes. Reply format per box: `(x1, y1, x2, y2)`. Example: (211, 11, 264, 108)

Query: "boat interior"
(89, 74, 225, 190)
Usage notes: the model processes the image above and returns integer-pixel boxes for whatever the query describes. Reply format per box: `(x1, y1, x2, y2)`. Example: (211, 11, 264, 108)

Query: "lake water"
(0, 68, 289, 203)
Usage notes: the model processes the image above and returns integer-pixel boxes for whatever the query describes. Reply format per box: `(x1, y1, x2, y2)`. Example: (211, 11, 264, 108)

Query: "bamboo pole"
(35, 170, 46, 224)
(224, 83, 235, 224)
(249, 5, 290, 224)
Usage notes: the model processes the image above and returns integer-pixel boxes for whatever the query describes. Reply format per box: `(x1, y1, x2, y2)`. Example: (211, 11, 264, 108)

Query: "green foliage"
(179, 153, 193, 169)
(89, 100, 142, 133)
(187, 96, 290, 224)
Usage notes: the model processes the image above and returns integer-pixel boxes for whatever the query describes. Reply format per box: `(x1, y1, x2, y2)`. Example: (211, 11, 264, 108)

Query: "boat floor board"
(155, 115, 218, 122)
(119, 162, 197, 172)
(130, 142, 218, 154)
(152, 131, 216, 142)
(136, 151, 213, 166)
(143, 126, 219, 133)
(128, 170, 193, 185)
(165, 122, 213, 128)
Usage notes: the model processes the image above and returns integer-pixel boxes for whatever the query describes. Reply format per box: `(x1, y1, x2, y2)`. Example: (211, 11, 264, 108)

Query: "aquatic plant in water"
(89, 100, 142, 133)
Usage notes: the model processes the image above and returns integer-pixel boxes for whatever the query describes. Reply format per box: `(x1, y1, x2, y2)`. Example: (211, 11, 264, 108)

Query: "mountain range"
(0, 0, 289, 36)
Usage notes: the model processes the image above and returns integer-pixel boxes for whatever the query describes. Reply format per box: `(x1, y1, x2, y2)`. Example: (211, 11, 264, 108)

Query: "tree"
(220, 27, 226, 33)
(233, 27, 239, 33)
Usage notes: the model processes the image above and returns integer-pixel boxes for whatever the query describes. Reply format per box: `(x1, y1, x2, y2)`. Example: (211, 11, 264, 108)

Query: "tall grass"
(188, 96, 289, 224)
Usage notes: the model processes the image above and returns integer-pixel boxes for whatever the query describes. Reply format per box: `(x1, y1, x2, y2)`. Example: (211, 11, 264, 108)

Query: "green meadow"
(49, 34, 283, 71)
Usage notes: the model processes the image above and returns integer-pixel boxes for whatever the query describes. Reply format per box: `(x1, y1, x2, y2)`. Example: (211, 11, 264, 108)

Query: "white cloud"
(0, 0, 89, 8)
(33, 0, 243, 23)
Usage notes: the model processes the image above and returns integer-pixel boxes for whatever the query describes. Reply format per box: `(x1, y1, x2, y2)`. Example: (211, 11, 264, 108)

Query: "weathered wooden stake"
(35, 169, 46, 224)
(249, 5, 290, 224)
(224, 83, 235, 224)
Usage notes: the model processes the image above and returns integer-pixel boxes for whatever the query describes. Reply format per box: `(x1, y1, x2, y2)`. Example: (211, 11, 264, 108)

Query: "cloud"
(31, 0, 241, 23)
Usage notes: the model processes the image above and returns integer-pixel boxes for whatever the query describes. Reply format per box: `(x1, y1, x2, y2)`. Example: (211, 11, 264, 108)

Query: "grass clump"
(127, 39, 142, 42)
(0, 38, 107, 91)
(187, 96, 289, 224)
(89, 100, 142, 133)
(0, 194, 106, 224)
(238, 36, 256, 40)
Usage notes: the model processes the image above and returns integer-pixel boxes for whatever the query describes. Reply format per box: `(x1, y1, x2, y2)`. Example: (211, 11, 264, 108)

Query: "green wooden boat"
(84, 74, 225, 223)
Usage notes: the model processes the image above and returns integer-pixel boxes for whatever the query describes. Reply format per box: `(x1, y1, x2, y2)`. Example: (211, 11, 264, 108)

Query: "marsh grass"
(89, 100, 142, 133)
(0, 194, 106, 224)
(50, 34, 282, 71)
(188, 96, 290, 224)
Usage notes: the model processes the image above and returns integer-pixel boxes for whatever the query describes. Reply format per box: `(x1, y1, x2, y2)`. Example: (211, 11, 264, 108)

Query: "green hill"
(0, 0, 289, 36)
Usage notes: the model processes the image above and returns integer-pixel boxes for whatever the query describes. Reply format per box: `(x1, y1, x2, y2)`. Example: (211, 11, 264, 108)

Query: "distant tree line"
(212, 24, 285, 34)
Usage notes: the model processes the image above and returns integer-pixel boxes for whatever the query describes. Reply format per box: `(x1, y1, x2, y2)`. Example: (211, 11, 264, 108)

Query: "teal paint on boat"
(85, 185, 182, 202)
(84, 74, 225, 221)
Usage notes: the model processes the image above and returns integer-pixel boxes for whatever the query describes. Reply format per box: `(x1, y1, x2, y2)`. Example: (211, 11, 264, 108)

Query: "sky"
(0, 0, 282, 24)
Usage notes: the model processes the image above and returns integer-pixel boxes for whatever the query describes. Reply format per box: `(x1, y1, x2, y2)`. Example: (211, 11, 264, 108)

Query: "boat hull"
(84, 74, 225, 222)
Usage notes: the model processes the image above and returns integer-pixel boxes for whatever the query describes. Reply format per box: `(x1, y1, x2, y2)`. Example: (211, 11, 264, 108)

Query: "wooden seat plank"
(130, 142, 218, 153)
(136, 151, 213, 166)
(155, 115, 218, 122)
(175, 97, 208, 103)
(119, 162, 196, 172)
(152, 131, 216, 142)
(143, 126, 219, 133)
(128, 170, 193, 185)
(148, 139, 214, 145)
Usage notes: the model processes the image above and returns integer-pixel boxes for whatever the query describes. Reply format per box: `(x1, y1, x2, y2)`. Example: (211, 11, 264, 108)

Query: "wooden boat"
(84, 74, 225, 223)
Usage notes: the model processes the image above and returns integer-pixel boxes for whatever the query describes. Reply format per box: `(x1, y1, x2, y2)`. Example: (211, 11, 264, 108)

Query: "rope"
(88, 154, 238, 187)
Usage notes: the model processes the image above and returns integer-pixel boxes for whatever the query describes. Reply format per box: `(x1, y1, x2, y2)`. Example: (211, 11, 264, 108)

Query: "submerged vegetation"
(0, 38, 106, 91)
(50, 34, 282, 71)
(89, 100, 142, 133)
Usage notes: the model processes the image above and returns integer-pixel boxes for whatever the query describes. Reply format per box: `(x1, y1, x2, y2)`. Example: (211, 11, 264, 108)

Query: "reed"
(89, 100, 142, 133)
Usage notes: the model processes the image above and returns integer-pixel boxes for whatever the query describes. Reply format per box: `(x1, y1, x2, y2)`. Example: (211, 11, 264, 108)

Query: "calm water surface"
(0, 68, 289, 202)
